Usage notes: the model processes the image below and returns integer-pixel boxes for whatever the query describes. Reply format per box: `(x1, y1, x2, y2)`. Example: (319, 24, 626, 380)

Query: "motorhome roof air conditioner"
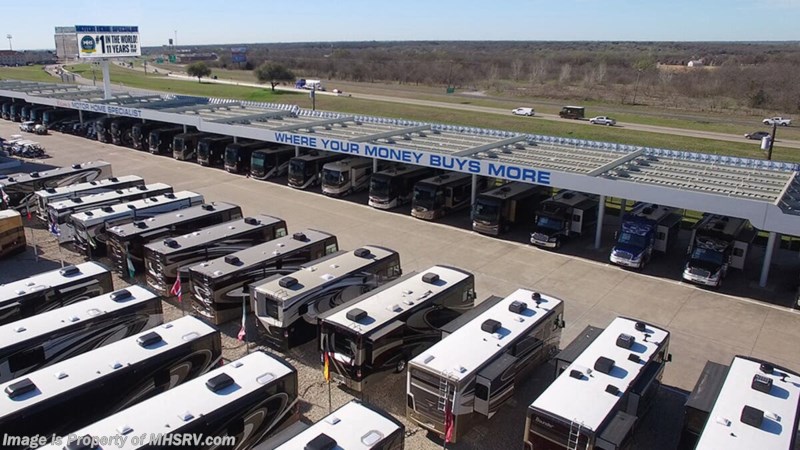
(346, 308, 367, 322)
(110, 289, 132, 301)
(244, 217, 259, 225)
(481, 319, 501, 334)
(422, 273, 439, 284)
(509, 301, 526, 314)
(354, 248, 371, 258)
(59, 265, 80, 276)
(279, 277, 298, 288)
(293, 232, 307, 241)
(594, 356, 615, 375)
(206, 373, 234, 393)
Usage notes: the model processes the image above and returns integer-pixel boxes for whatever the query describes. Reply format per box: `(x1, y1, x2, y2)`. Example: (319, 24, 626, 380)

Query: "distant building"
(0, 50, 25, 66)
(54, 26, 79, 61)
(687, 60, 705, 67)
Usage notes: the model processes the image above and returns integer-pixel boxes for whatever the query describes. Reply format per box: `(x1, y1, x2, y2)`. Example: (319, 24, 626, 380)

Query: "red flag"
(323, 352, 330, 382)
(237, 298, 246, 341)
(170, 277, 182, 303)
(444, 400, 454, 443)
(26, 205, 31, 220)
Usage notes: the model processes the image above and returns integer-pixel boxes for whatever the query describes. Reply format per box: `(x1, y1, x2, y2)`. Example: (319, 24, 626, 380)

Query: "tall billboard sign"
(75, 25, 140, 59)
(231, 47, 247, 63)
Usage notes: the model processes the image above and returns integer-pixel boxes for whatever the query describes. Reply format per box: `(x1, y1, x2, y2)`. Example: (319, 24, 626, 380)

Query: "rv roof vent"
(116, 189, 124, 194)
(14, 326, 26, 333)
(127, 204, 137, 209)
(500, 186, 511, 193)
(206, 373, 234, 393)
(594, 356, 615, 375)
(224, 255, 241, 265)
(148, 197, 158, 202)
(278, 276, 298, 288)
(29, 171, 40, 178)
(616, 333, 635, 349)
(71, 164, 82, 169)
(305, 433, 337, 450)
(346, 308, 367, 322)
(137, 332, 163, 347)
(293, 232, 307, 241)
(714, 417, 731, 426)
(164, 193, 176, 199)
(741, 405, 764, 428)
(642, 207, 654, 215)
(760, 363, 774, 375)
(72, 197, 83, 203)
(562, 192, 575, 199)
(201, 204, 214, 211)
(481, 319, 501, 334)
(110, 289, 132, 302)
(243, 217, 259, 225)
(569, 369, 583, 380)
(63, 435, 94, 450)
(102, 206, 114, 212)
(164, 238, 179, 248)
(605, 384, 620, 396)
(387, 304, 402, 313)
(59, 265, 80, 276)
(532, 292, 542, 307)
(137, 185, 147, 190)
(5, 378, 36, 399)
(628, 353, 641, 363)
(353, 247, 372, 258)
(109, 177, 118, 182)
(134, 221, 147, 229)
(324, 415, 341, 425)
(422, 272, 439, 284)
(752, 374, 773, 394)
(509, 300, 527, 314)
(634, 321, 647, 332)
(45, 188, 56, 193)
(423, 355, 435, 364)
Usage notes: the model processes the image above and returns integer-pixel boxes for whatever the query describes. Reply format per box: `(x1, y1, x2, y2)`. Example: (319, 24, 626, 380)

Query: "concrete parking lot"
(2, 121, 800, 449)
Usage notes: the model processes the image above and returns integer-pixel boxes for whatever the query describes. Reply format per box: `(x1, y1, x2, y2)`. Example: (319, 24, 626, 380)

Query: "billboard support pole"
(101, 59, 112, 99)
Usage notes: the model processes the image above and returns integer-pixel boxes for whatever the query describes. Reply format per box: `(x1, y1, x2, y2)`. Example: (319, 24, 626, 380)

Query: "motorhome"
(682, 214, 756, 287)
(197, 135, 235, 167)
(530, 190, 599, 249)
(94, 117, 115, 143)
(523, 317, 672, 450)
(681, 356, 800, 450)
(39, 351, 299, 450)
(288, 151, 347, 189)
(131, 122, 165, 150)
(189, 229, 339, 324)
(369, 165, 436, 210)
(70, 191, 204, 258)
(321, 157, 380, 196)
(9, 102, 26, 122)
(0, 262, 113, 326)
(472, 182, 550, 236)
(251, 246, 402, 351)
(0, 285, 162, 383)
(411, 173, 486, 220)
(172, 132, 211, 161)
(224, 140, 269, 174)
(407, 289, 565, 443)
(34, 175, 145, 220)
(0, 161, 112, 211)
(0, 210, 25, 259)
(41, 109, 77, 128)
(148, 126, 185, 155)
(250, 145, 297, 179)
(144, 215, 287, 296)
(319, 265, 477, 392)
(610, 203, 682, 269)
(107, 202, 242, 276)
(0, 316, 222, 450)
(110, 118, 139, 146)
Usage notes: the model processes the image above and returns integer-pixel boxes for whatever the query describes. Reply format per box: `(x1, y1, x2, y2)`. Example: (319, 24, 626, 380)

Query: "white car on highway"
(512, 107, 535, 116)
(763, 117, 791, 126)
(589, 116, 617, 126)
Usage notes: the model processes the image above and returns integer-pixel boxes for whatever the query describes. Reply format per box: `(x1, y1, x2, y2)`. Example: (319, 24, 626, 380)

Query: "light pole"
(174, 30, 178, 48)
(6, 34, 12, 51)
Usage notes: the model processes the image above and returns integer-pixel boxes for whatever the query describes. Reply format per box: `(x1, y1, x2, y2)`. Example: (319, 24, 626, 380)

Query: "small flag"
(26, 204, 31, 220)
(444, 400, 454, 444)
(323, 352, 330, 382)
(126, 254, 136, 279)
(49, 221, 60, 237)
(237, 298, 246, 341)
(170, 277, 182, 303)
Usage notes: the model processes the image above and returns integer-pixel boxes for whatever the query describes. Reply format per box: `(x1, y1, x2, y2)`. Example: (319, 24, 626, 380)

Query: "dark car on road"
(744, 131, 771, 140)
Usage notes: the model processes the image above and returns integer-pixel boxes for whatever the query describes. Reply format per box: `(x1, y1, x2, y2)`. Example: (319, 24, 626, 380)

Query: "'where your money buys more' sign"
(76, 25, 140, 59)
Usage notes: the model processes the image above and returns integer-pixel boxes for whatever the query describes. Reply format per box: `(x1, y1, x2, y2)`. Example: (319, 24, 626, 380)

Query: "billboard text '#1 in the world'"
(75, 25, 140, 59)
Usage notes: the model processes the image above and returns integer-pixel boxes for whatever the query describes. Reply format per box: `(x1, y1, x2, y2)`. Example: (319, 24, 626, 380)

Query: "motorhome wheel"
(395, 359, 406, 373)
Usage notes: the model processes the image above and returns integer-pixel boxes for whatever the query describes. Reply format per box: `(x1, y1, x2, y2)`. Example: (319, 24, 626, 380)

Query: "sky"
(3, 0, 799, 50)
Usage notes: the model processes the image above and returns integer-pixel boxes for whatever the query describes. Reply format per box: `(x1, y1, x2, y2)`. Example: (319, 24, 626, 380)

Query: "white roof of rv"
(70, 191, 202, 224)
(0, 262, 108, 302)
(48, 183, 172, 212)
(252, 246, 396, 302)
(695, 356, 800, 450)
(0, 161, 110, 186)
(0, 285, 157, 346)
(190, 229, 334, 277)
(0, 316, 214, 419)
(39, 351, 292, 450)
(323, 266, 472, 334)
(411, 289, 562, 381)
(144, 214, 283, 255)
(107, 201, 240, 238)
(629, 203, 676, 222)
(34, 175, 143, 200)
(275, 400, 401, 449)
(531, 317, 670, 431)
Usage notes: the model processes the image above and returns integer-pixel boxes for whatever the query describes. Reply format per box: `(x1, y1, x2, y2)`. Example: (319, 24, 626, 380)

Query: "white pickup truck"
(763, 117, 791, 126)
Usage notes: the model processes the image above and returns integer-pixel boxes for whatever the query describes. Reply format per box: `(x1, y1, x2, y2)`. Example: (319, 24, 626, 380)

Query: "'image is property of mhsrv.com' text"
(2, 433, 237, 448)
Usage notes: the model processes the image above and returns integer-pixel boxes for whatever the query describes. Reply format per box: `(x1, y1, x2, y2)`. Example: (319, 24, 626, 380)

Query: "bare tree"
(511, 59, 525, 81)
(559, 63, 572, 84)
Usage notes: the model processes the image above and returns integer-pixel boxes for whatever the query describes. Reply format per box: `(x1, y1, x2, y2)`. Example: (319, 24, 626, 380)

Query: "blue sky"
(4, 0, 799, 50)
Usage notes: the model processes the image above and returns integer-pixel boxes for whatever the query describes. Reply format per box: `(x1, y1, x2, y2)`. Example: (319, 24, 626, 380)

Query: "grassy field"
(0, 65, 58, 83)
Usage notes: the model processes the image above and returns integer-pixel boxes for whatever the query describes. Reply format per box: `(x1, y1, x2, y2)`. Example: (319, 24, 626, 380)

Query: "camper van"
(250, 145, 297, 179)
(34, 175, 145, 220)
(0, 210, 25, 259)
(412, 173, 486, 220)
(321, 157, 380, 196)
(288, 151, 347, 189)
(0, 161, 112, 211)
(369, 165, 436, 210)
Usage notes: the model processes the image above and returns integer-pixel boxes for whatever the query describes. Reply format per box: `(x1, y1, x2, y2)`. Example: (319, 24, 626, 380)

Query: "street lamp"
(6, 34, 12, 51)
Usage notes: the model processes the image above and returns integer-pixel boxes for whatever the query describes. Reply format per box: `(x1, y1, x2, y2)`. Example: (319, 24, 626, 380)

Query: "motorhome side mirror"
(666, 353, 673, 362)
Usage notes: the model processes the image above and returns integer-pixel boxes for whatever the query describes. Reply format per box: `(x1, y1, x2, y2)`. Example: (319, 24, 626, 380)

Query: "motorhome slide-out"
(106, 201, 242, 276)
(472, 182, 550, 236)
(0, 262, 114, 326)
(34, 175, 145, 220)
(0, 161, 112, 211)
(412, 173, 485, 220)
(197, 135, 235, 167)
(407, 289, 565, 443)
(682, 214, 756, 288)
(144, 214, 287, 296)
(531, 190, 599, 249)
(251, 245, 402, 351)
(609, 203, 682, 269)
(321, 157, 381, 196)
(0, 285, 162, 383)
(524, 317, 671, 450)
(0, 316, 222, 450)
(369, 165, 436, 210)
(250, 145, 297, 180)
(0, 210, 25, 259)
(189, 229, 339, 324)
(319, 265, 477, 392)
(288, 151, 347, 189)
(38, 351, 299, 450)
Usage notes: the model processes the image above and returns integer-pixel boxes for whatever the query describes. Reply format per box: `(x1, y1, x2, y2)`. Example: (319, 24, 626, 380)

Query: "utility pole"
(6, 34, 12, 51)
(767, 122, 777, 161)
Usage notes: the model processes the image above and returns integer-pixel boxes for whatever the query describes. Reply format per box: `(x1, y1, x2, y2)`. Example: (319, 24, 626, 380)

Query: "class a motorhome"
(530, 190, 599, 249)
(251, 245, 402, 351)
(34, 175, 145, 221)
(172, 132, 213, 161)
(681, 356, 799, 450)
(523, 317, 672, 450)
(411, 173, 486, 220)
(610, 203, 682, 269)
(369, 165, 436, 210)
(197, 135, 235, 167)
(40, 351, 299, 450)
(224, 140, 271, 174)
(144, 214, 287, 297)
(0, 210, 25, 259)
(0, 161, 112, 211)
(110, 117, 139, 146)
(131, 122, 166, 150)
(107, 202, 242, 276)
(148, 126, 185, 155)
(94, 117, 114, 143)
(0, 316, 222, 450)
(250, 145, 297, 180)
(287, 151, 347, 189)
(319, 265, 477, 392)
(261, 400, 405, 450)
(321, 157, 382, 196)
(70, 191, 204, 258)
(682, 214, 756, 288)
(472, 182, 551, 236)
(407, 289, 565, 443)
(189, 229, 339, 325)
(0, 262, 114, 326)
(0, 286, 162, 384)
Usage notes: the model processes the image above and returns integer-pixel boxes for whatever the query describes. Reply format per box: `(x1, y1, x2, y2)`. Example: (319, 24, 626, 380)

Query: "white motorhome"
(0, 161, 112, 211)
(34, 175, 145, 221)
(321, 157, 381, 196)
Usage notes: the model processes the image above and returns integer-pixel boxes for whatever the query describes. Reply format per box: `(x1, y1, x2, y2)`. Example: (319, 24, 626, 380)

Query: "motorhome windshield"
(174, 137, 186, 149)
(323, 168, 348, 187)
(473, 198, 501, 221)
(369, 175, 392, 198)
(197, 143, 209, 159)
(288, 159, 307, 179)
(329, 327, 359, 359)
(617, 232, 647, 249)
(691, 247, 725, 266)
(536, 216, 563, 231)
(413, 185, 440, 209)
(225, 148, 237, 166)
